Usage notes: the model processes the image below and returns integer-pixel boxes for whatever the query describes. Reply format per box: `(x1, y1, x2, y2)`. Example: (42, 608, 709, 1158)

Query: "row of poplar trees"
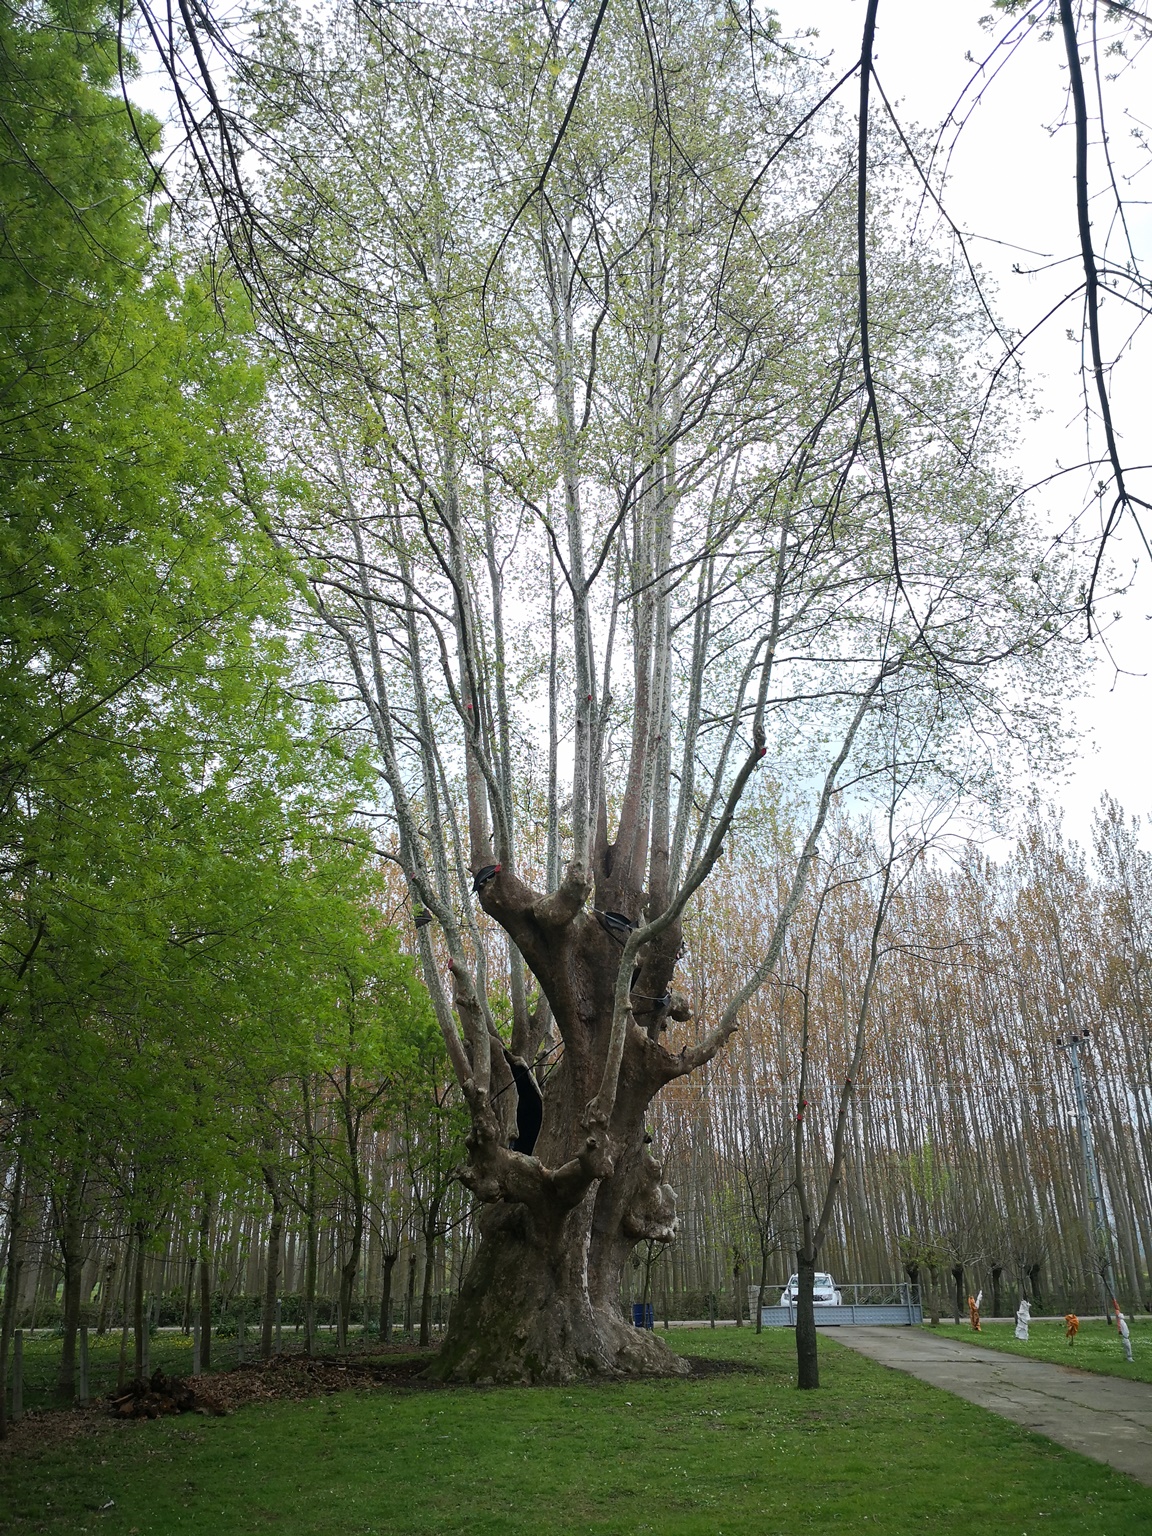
(5, 795, 1149, 1392)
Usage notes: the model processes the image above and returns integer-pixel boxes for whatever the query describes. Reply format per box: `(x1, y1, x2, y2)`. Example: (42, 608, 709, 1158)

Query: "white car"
(781, 1272, 842, 1306)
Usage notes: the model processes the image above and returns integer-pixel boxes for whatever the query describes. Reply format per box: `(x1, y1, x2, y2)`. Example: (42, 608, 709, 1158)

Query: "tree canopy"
(0, 3, 439, 1418)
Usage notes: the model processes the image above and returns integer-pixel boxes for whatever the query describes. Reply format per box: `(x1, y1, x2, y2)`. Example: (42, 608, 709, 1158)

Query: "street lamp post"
(1056, 1027, 1118, 1313)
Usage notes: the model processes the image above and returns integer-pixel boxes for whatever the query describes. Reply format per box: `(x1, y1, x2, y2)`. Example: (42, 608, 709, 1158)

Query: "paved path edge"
(833, 1326, 1152, 1488)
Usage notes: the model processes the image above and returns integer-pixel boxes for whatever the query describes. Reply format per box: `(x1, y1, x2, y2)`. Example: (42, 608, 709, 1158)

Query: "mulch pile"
(108, 1369, 228, 1419)
(108, 1350, 437, 1420)
(177, 1349, 438, 1414)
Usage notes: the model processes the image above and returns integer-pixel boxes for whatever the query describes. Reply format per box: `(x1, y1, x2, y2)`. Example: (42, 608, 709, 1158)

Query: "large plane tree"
(200, 0, 1078, 1382)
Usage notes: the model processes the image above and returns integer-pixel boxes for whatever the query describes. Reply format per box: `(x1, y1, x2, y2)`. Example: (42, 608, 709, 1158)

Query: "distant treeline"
(4, 801, 1150, 1409)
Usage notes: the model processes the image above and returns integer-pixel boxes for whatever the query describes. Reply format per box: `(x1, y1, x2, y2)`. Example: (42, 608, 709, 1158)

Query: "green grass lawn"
(5, 1327, 384, 1416)
(929, 1317, 1152, 1383)
(2, 1326, 1150, 1535)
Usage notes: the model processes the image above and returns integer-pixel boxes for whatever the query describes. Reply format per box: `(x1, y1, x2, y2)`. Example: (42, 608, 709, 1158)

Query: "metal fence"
(752, 1282, 922, 1327)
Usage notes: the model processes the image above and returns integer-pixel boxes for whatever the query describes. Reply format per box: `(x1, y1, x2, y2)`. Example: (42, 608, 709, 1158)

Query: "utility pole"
(1056, 1027, 1118, 1313)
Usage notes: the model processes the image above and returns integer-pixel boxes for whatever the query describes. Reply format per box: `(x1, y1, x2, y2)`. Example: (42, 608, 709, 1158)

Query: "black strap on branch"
(592, 908, 638, 944)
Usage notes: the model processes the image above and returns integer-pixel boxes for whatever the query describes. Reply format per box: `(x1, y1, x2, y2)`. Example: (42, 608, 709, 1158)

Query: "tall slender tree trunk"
(0, 1153, 26, 1440)
(304, 1184, 319, 1355)
(418, 1235, 435, 1347)
(419, 1198, 442, 1347)
(795, 1245, 819, 1391)
(261, 1167, 285, 1361)
(337, 1073, 366, 1351)
(755, 1242, 769, 1336)
(57, 1234, 85, 1398)
(405, 1247, 416, 1340)
(1028, 1263, 1043, 1312)
(198, 1198, 213, 1373)
(56, 1163, 88, 1399)
(379, 1252, 397, 1342)
(133, 1223, 148, 1382)
(302, 1083, 318, 1356)
(116, 1231, 133, 1389)
(96, 1256, 116, 1336)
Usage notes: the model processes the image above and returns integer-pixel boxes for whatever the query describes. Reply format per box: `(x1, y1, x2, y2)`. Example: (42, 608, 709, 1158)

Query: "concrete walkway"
(835, 1326, 1152, 1486)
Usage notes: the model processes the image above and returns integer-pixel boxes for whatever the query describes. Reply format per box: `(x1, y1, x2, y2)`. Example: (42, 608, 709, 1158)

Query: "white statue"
(1014, 1296, 1031, 1341)
(1117, 1311, 1133, 1364)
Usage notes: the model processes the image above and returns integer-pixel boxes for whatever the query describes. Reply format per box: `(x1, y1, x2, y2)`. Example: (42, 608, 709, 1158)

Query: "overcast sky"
(766, 0, 1152, 850)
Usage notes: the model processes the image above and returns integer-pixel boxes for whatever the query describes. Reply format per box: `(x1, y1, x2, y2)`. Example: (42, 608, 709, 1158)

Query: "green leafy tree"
(0, 1, 427, 1415)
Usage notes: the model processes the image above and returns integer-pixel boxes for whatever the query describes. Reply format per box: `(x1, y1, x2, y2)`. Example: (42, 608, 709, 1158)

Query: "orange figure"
(1065, 1312, 1080, 1344)
(967, 1294, 981, 1332)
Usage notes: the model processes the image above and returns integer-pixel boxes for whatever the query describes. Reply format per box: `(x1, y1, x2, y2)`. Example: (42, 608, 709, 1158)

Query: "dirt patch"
(681, 1354, 768, 1378)
(191, 1348, 443, 1412)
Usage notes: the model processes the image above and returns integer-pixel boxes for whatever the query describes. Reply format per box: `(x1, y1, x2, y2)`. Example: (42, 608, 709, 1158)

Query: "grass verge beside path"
(928, 1318, 1152, 1383)
(3, 1326, 1150, 1535)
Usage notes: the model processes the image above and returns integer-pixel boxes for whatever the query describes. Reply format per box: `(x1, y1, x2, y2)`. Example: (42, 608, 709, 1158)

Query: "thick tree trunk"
(423, 807, 728, 1382)
(991, 1265, 1003, 1318)
(428, 1182, 682, 1384)
(428, 1068, 689, 1383)
(951, 1264, 965, 1326)
(429, 1047, 692, 1385)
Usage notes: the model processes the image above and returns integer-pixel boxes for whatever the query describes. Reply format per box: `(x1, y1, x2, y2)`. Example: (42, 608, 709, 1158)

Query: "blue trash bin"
(631, 1303, 654, 1329)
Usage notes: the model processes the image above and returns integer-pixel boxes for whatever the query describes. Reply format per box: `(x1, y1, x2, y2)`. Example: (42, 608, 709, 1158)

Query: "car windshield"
(816, 1275, 833, 1286)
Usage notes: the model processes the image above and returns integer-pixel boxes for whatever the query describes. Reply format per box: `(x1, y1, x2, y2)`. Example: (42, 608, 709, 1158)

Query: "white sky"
(770, 0, 1152, 850)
